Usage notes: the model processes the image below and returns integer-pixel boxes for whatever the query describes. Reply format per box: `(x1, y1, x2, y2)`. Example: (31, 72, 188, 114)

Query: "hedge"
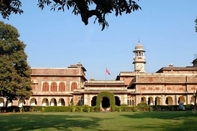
(0, 104, 195, 113)
(96, 91, 115, 111)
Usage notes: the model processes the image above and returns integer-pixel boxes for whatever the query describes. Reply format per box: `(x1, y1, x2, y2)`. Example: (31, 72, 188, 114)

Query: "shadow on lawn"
(121, 111, 197, 131)
(0, 113, 105, 131)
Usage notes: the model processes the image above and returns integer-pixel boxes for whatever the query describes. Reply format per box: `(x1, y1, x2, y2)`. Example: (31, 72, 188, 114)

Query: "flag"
(106, 68, 110, 75)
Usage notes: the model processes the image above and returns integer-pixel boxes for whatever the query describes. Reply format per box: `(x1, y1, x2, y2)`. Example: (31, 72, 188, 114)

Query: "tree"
(0, 0, 141, 30)
(0, 0, 23, 18)
(0, 21, 32, 107)
(195, 18, 197, 33)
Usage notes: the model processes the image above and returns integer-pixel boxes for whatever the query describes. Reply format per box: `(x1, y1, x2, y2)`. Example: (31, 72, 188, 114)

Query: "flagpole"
(105, 68, 110, 87)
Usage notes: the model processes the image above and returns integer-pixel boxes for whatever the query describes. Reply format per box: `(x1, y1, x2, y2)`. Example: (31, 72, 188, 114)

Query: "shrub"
(137, 102, 149, 111)
(41, 106, 71, 112)
(137, 102, 147, 106)
(82, 105, 90, 112)
(185, 104, 194, 110)
(93, 106, 100, 112)
(75, 106, 83, 112)
(70, 106, 76, 112)
(115, 106, 121, 112)
(120, 106, 133, 112)
(149, 106, 153, 112)
(0, 107, 7, 112)
(7, 106, 20, 112)
(133, 106, 138, 112)
(120, 104, 128, 106)
(19, 107, 23, 112)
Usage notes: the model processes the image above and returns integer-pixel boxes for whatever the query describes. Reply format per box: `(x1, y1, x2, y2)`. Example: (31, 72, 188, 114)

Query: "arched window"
(71, 82, 77, 91)
(51, 82, 57, 91)
(42, 98, 49, 106)
(30, 98, 37, 106)
(59, 82, 65, 92)
(43, 82, 49, 91)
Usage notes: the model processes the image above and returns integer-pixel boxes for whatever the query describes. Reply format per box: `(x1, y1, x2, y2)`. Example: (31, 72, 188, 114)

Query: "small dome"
(135, 42, 144, 50)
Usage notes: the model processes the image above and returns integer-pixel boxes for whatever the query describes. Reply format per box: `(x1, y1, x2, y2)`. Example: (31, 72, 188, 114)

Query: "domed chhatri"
(135, 42, 145, 50)
(133, 41, 146, 73)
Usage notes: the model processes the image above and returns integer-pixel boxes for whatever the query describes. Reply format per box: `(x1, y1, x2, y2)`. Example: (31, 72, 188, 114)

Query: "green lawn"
(0, 111, 197, 131)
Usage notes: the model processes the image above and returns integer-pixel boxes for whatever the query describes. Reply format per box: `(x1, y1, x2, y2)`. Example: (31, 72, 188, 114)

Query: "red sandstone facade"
(0, 42, 197, 107)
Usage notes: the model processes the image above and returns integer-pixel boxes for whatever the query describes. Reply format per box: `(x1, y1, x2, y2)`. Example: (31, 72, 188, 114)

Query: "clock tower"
(133, 41, 146, 72)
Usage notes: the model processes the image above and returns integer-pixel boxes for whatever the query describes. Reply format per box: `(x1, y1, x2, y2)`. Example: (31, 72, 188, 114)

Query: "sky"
(1, 0, 197, 80)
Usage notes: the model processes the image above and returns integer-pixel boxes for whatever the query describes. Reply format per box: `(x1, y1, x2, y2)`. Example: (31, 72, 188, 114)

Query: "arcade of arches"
(0, 94, 195, 107)
(137, 95, 195, 105)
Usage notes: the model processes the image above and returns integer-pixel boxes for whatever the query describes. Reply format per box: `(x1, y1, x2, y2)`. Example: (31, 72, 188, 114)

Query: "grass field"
(0, 111, 197, 131)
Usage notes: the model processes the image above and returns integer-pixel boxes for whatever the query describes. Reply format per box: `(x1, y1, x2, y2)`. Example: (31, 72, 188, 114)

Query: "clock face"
(137, 64, 142, 69)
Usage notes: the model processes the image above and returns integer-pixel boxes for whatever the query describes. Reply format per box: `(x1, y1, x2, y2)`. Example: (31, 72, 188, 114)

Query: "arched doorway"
(148, 97, 153, 105)
(18, 98, 25, 107)
(50, 98, 57, 106)
(42, 98, 49, 106)
(165, 96, 173, 105)
(91, 96, 97, 106)
(115, 96, 120, 106)
(178, 96, 185, 104)
(102, 97, 110, 108)
(155, 97, 161, 105)
(141, 97, 146, 103)
(30, 98, 37, 106)
(58, 98, 65, 106)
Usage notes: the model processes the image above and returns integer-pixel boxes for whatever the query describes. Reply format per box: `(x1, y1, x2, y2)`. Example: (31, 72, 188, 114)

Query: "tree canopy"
(0, 21, 32, 105)
(0, 0, 141, 30)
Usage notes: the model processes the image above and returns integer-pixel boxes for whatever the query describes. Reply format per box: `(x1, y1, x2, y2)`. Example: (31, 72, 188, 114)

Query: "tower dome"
(135, 43, 144, 50)
(134, 42, 145, 51)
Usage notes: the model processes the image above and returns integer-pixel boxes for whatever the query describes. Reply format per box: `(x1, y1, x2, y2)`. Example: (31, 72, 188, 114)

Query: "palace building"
(0, 42, 197, 107)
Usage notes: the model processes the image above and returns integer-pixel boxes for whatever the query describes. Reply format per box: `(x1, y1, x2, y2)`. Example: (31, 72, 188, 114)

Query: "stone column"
(186, 95, 189, 105)
(188, 95, 192, 105)
(146, 96, 149, 105)
(56, 81, 60, 92)
(136, 96, 138, 106)
(161, 95, 165, 105)
(152, 96, 155, 105)
(124, 94, 127, 105)
(174, 95, 177, 105)
(84, 94, 87, 105)
(48, 81, 51, 91)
